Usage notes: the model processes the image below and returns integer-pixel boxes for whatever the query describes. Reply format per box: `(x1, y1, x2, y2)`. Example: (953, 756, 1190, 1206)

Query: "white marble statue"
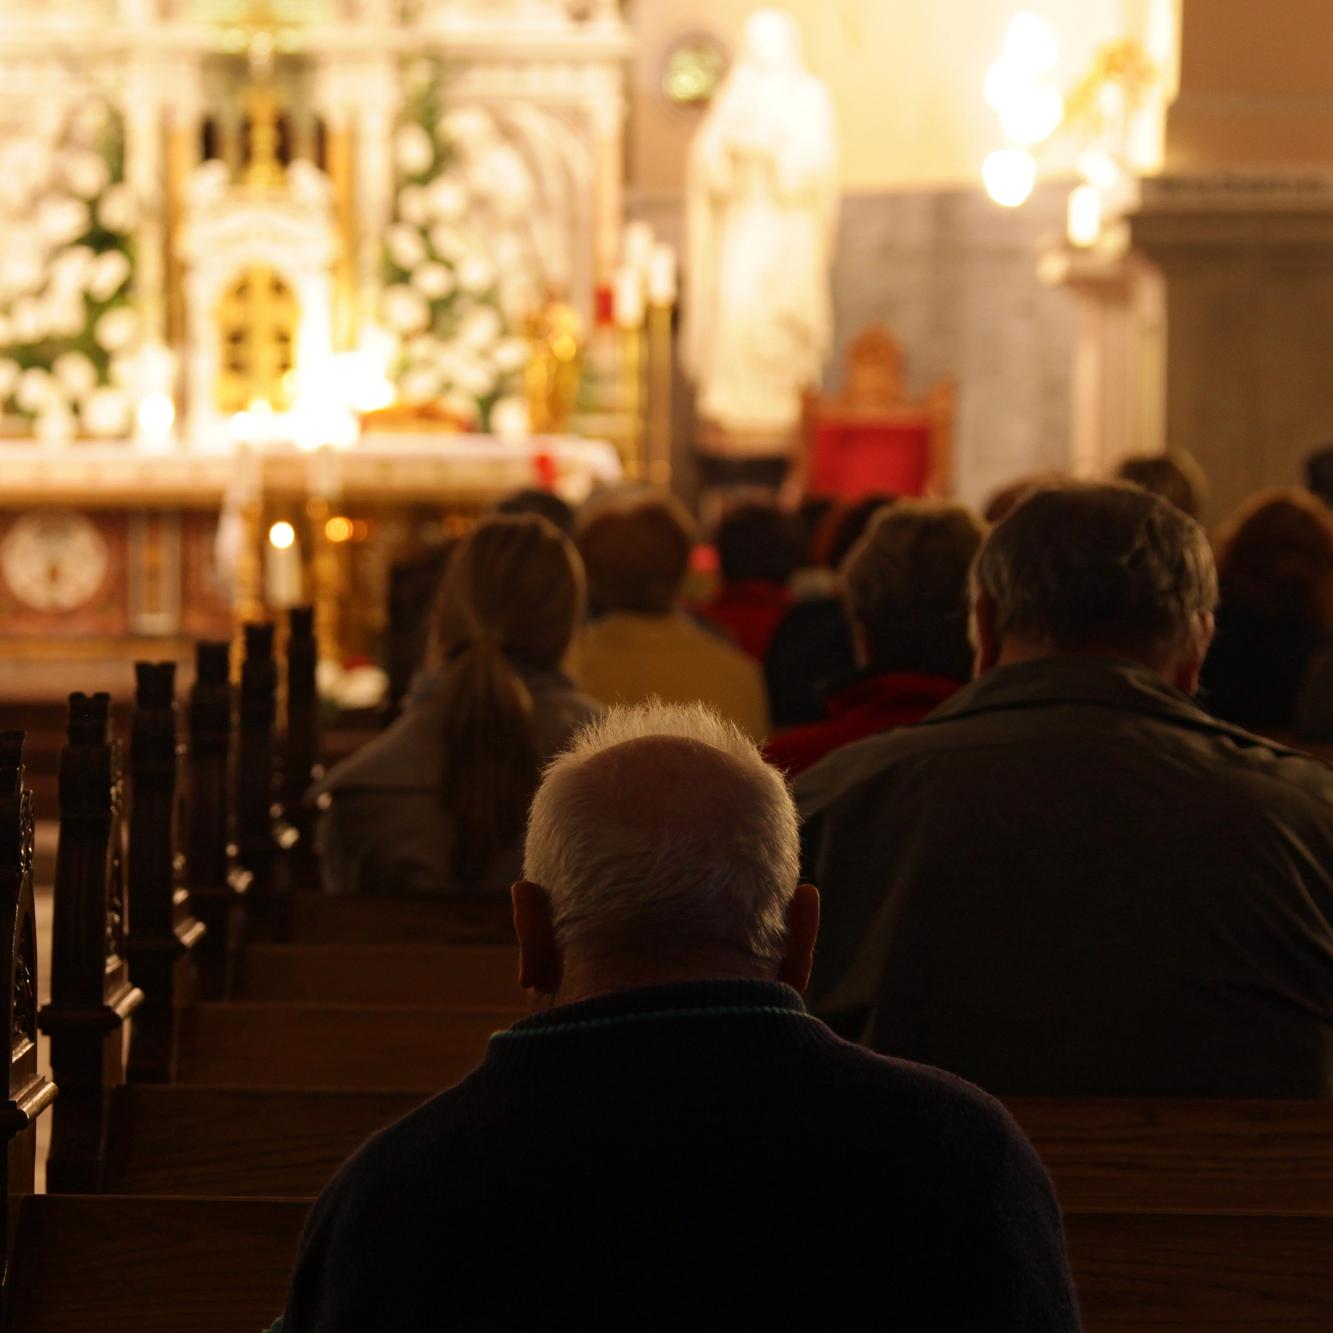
(683, 9, 838, 445)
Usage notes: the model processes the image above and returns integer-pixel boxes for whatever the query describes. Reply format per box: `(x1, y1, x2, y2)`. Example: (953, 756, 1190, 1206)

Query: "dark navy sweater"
(282, 979, 1079, 1331)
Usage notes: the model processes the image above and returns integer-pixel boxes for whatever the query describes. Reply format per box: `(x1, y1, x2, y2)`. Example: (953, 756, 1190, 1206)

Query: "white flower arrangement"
(380, 67, 533, 434)
(0, 98, 137, 440)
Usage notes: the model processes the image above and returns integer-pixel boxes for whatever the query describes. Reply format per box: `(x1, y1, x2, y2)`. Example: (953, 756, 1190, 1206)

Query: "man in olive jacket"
(798, 482, 1333, 1097)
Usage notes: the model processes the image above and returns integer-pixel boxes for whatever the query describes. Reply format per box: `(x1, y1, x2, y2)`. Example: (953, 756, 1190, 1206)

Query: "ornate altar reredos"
(0, 0, 631, 450)
(0, 1, 631, 669)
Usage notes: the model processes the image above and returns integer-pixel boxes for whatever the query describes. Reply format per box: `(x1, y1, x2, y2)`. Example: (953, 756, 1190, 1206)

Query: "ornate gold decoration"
(525, 297, 584, 435)
(216, 267, 298, 412)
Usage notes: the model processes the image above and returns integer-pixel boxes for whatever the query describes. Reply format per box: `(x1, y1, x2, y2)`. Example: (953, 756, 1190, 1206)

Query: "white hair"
(523, 701, 800, 963)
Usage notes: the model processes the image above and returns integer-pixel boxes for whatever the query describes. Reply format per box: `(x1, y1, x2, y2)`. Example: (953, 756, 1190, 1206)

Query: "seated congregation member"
(281, 703, 1079, 1332)
(1113, 448, 1207, 520)
(799, 482, 1333, 1096)
(695, 498, 804, 660)
(764, 494, 892, 727)
(576, 494, 768, 740)
(765, 499, 983, 777)
(312, 514, 600, 896)
(1305, 441, 1333, 511)
(1200, 489, 1333, 731)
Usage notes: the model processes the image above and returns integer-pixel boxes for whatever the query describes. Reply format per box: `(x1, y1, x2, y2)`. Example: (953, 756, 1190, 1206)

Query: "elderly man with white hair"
(280, 702, 1078, 1332)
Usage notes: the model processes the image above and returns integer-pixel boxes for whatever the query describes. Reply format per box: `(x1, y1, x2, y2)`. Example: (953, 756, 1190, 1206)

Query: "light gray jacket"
(312, 665, 601, 897)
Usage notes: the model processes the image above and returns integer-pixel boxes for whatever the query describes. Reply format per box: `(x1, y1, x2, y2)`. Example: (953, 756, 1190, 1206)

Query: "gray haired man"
(799, 481, 1333, 1096)
(282, 701, 1078, 1332)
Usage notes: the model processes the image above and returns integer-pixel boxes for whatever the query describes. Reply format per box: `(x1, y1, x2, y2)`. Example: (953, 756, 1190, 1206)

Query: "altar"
(0, 433, 620, 673)
(0, 0, 662, 687)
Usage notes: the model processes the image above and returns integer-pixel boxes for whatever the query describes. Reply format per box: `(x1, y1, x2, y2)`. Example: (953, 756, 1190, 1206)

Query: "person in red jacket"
(766, 499, 985, 776)
(697, 499, 805, 660)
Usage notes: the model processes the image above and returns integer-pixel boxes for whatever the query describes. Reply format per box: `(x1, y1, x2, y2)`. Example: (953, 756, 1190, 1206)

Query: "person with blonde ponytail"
(313, 514, 601, 896)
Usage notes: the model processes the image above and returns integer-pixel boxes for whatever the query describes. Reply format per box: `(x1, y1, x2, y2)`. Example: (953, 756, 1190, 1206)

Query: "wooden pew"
(174, 1000, 520, 1089)
(36, 695, 143, 1192)
(6, 1195, 307, 1333)
(285, 890, 515, 946)
(1009, 1096, 1333, 1213)
(1066, 1210, 1333, 1329)
(185, 641, 250, 1000)
(124, 662, 205, 1083)
(281, 605, 321, 894)
(0, 732, 58, 1273)
(231, 942, 522, 1006)
(7, 1202, 1331, 1331)
(102, 1086, 422, 1196)
(235, 622, 291, 937)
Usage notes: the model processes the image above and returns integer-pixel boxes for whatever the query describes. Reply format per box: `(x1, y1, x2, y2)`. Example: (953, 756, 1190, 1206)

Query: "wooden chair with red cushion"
(803, 324, 954, 500)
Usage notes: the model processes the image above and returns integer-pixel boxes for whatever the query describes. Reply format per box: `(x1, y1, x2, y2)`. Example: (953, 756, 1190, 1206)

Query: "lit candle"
(613, 265, 645, 330)
(647, 242, 678, 307)
(265, 520, 303, 608)
(622, 221, 654, 278)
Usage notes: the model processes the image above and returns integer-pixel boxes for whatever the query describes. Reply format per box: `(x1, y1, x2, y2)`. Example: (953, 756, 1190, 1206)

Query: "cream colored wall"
(627, 0, 1157, 193)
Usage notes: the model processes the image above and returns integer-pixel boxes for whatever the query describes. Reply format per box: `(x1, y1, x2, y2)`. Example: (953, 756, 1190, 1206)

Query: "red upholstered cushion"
(809, 418, 932, 499)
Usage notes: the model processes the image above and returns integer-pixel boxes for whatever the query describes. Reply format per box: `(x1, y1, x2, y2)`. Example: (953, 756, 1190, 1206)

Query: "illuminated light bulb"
(982, 148, 1037, 208)
(1066, 184, 1102, 247)
(1004, 11, 1058, 75)
(984, 57, 1027, 112)
(325, 515, 353, 544)
(268, 520, 296, 551)
(999, 83, 1064, 146)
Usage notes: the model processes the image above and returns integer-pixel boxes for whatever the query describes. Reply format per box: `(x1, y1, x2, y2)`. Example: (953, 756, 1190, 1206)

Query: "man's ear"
(1172, 611, 1216, 695)
(512, 880, 561, 995)
(777, 882, 820, 992)
(971, 589, 1001, 677)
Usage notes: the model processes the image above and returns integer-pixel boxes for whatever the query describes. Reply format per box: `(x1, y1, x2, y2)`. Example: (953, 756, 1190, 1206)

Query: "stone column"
(1127, 0, 1333, 521)
(1040, 242, 1166, 479)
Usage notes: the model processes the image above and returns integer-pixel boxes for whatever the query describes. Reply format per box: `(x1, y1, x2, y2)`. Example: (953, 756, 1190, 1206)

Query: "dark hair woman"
(313, 514, 601, 896)
(1201, 489, 1333, 731)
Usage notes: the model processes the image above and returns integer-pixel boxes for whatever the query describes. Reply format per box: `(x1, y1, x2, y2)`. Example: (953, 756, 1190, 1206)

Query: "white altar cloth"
(0, 434, 623, 509)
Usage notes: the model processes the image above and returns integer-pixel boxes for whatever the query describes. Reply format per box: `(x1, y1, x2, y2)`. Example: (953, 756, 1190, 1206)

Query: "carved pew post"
(235, 623, 287, 937)
(187, 642, 249, 999)
(282, 606, 321, 894)
(125, 663, 206, 1083)
(0, 733, 56, 1283)
(36, 695, 143, 1193)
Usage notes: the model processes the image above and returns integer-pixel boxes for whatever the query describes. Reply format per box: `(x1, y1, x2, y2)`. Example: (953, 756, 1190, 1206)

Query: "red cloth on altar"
(809, 418, 932, 498)
(764, 669, 961, 777)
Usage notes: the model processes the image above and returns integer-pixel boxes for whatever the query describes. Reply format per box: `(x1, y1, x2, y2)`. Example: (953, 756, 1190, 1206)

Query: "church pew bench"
(284, 890, 516, 946)
(1065, 1209, 1333, 1329)
(101, 1088, 1333, 1205)
(7, 1199, 1332, 1332)
(103, 1086, 425, 1196)
(5, 1195, 307, 1333)
(231, 942, 522, 1005)
(1007, 1096, 1333, 1213)
(174, 1001, 524, 1089)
